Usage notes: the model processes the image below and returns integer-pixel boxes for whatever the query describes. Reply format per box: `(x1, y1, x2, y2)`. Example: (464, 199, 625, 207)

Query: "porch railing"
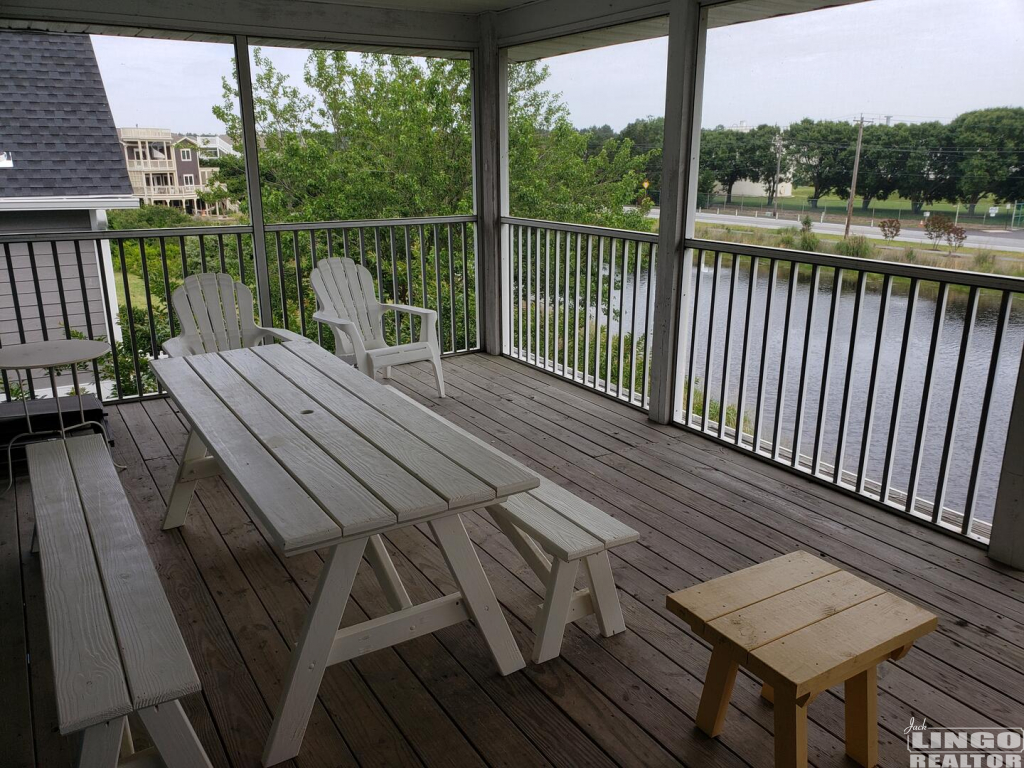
(0, 215, 478, 404)
(680, 239, 1024, 542)
(502, 217, 658, 409)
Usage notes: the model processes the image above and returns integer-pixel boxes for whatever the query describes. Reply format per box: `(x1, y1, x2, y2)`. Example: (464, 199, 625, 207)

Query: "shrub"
(834, 235, 872, 259)
(797, 228, 819, 252)
(974, 249, 995, 269)
(879, 218, 901, 241)
(901, 247, 917, 263)
(800, 215, 813, 233)
(946, 225, 967, 253)
(924, 214, 953, 245)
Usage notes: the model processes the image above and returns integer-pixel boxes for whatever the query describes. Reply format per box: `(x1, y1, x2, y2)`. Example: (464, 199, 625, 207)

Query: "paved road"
(646, 208, 1024, 253)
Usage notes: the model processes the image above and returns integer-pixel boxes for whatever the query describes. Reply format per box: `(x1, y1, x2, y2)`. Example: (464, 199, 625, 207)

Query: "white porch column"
(472, 12, 509, 355)
(647, 0, 707, 424)
(989, 353, 1024, 569)
(233, 34, 274, 326)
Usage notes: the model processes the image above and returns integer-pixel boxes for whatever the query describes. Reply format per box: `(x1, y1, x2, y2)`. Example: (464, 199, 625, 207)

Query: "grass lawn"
(701, 187, 1016, 227)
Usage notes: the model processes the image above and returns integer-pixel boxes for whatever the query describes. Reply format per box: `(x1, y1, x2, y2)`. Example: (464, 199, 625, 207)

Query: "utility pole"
(772, 128, 783, 219)
(844, 114, 866, 239)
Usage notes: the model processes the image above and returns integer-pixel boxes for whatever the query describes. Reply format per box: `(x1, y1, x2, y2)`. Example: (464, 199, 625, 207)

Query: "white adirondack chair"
(164, 273, 308, 357)
(163, 272, 415, 614)
(310, 256, 445, 397)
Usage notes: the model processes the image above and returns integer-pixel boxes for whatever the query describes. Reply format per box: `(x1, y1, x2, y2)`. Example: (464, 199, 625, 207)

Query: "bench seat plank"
(27, 439, 132, 735)
(531, 479, 640, 548)
(495, 494, 605, 561)
(66, 434, 201, 711)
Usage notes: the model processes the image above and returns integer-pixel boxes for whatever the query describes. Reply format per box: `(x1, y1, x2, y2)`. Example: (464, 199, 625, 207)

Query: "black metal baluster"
(791, 265, 820, 468)
(856, 274, 893, 494)
(719, 252, 738, 438)
(834, 270, 867, 485)
(735, 255, 757, 447)
(753, 259, 778, 452)
(702, 252, 721, 431)
(812, 269, 843, 475)
(771, 261, 799, 460)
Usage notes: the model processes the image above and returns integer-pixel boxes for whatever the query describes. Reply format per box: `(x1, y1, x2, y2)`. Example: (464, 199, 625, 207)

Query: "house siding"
(0, 210, 110, 350)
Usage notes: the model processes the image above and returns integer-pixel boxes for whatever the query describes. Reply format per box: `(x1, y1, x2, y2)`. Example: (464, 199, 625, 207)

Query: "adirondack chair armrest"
(379, 304, 438, 344)
(258, 326, 310, 345)
(163, 335, 200, 358)
(313, 311, 369, 357)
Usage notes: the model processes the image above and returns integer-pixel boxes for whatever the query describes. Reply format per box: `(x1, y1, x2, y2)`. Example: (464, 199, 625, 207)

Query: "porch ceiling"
(0, 0, 871, 58)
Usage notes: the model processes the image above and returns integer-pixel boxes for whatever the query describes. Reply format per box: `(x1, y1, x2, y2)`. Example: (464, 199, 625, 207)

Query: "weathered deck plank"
(2, 353, 1021, 768)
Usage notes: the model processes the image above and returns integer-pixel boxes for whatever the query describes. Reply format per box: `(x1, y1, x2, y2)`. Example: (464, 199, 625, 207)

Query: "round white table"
(0, 339, 112, 494)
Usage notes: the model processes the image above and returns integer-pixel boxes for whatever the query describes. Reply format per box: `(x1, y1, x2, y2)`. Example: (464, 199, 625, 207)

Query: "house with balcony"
(118, 127, 236, 214)
(0, 2, 1021, 767)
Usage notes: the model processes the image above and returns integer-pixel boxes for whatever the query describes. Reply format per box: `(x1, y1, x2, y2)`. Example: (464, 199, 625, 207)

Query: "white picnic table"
(150, 340, 538, 767)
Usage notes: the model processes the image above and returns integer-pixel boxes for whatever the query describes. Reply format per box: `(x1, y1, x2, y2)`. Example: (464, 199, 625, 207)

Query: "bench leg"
(696, 643, 739, 737)
(264, 538, 365, 767)
(164, 430, 206, 530)
(364, 534, 412, 611)
(761, 683, 774, 703)
(138, 700, 212, 768)
(583, 552, 625, 637)
(77, 717, 125, 768)
(845, 667, 879, 768)
(532, 557, 580, 663)
(431, 514, 524, 676)
(774, 688, 809, 768)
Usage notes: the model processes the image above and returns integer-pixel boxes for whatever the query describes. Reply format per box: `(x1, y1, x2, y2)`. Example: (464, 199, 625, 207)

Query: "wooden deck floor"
(3, 353, 1023, 768)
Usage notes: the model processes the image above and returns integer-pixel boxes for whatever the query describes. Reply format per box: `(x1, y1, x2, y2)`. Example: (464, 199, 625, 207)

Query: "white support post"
(989, 353, 1024, 569)
(233, 35, 274, 327)
(646, 0, 708, 425)
(472, 13, 510, 355)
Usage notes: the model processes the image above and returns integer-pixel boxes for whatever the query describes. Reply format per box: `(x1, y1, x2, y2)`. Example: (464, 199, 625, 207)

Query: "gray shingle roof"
(0, 32, 133, 198)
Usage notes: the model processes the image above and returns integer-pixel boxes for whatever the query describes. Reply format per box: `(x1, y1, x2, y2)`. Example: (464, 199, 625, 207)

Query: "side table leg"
(696, 643, 739, 737)
(845, 667, 879, 767)
(774, 688, 809, 768)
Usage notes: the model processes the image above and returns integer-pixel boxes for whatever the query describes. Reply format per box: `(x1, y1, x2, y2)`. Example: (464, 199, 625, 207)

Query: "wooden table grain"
(152, 341, 538, 766)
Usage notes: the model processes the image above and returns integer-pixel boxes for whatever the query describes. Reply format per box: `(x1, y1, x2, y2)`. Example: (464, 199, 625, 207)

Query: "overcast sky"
(92, 0, 1023, 135)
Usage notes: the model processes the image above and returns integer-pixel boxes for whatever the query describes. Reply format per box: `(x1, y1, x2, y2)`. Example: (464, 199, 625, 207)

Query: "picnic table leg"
(774, 688, 809, 768)
(845, 667, 879, 768)
(365, 534, 412, 611)
(263, 538, 366, 767)
(138, 700, 213, 768)
(696, 643, 739, 737)
(164, 430, 207, 530)
(430, 514, 525, 676)
(77, 717, 126, 768)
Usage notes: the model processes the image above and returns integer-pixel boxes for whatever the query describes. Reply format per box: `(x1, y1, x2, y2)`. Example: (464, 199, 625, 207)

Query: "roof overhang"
(0, 195, 141, 212)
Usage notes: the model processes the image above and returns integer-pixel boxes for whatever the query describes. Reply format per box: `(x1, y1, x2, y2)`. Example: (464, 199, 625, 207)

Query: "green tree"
(744, 124, 785, 205)
(946, 107, 1024, 214)
(699, 127, 751, 204)
(892, 121, 954, 213)
(784, 119, 857, 207)
(619, 116, 664, 202)
(842, 123, 903, 210)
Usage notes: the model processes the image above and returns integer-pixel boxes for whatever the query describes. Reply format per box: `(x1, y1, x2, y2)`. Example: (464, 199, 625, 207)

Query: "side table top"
(0, 339, 110, 370)
(667, 551, 937, 696)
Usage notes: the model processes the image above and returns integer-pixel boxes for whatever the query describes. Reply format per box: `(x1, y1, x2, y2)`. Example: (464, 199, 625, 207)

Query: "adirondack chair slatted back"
(172, 273, 260, 353)
(311, 257, 386, 353)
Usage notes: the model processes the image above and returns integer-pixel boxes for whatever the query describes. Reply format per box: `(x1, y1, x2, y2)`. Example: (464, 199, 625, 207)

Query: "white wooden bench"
(27, 433, 212, 768)
(488, 478, 639, 663)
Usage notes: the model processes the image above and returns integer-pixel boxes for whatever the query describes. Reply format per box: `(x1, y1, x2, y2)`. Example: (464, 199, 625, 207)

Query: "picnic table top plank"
(252, 344, 495, 511)
(220, 347, 449, 522)
(151, 357, 342, 554)
(185, 352, 397, 536)
(26, 440, 132, 735)
(283, 342, 539, 498)
(153, 342, 537, 555)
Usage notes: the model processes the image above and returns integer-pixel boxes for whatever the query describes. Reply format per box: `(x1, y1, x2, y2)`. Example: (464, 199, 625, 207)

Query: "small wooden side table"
(666, 551, 937, 768)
